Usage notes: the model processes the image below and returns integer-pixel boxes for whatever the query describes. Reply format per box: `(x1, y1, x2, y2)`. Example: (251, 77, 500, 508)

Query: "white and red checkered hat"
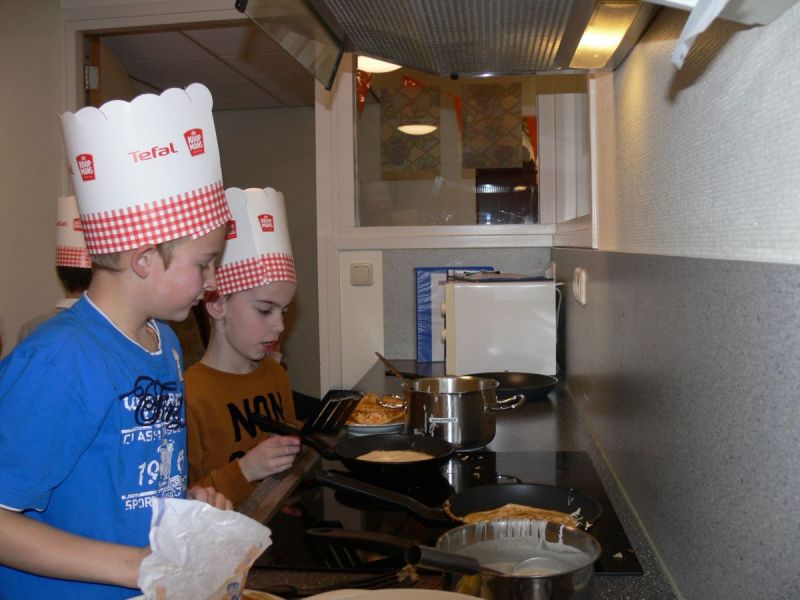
(216, 187, 296, 296)
(55, 196, 91, 268)
(60, 83, 231, 255)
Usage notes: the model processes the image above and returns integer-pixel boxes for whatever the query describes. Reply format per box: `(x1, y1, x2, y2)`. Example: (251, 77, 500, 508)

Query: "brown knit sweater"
(185, 358, 297, 507)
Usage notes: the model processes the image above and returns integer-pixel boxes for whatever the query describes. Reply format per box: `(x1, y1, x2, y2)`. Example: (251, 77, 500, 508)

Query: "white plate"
(345, 422, 404, 437)
(243, 591, 285, 600)
(305, 589, 474, 600)
(129, 590, 283, 600)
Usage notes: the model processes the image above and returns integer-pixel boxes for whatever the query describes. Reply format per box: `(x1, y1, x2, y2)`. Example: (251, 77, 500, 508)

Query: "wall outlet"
(572, 268, 587, 306)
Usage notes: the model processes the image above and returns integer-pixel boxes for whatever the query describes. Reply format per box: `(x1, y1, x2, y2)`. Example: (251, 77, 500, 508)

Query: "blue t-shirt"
(0, 295, 188, 599)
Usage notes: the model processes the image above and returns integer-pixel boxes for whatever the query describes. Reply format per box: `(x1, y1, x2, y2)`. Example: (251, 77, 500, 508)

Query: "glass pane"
(355, 68, 553, 227)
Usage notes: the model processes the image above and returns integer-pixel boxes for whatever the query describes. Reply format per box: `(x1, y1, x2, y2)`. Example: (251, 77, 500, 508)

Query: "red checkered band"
(216, 253, 296, 296)
(56, 246, 92, 268)
(80, 181, 230, 254)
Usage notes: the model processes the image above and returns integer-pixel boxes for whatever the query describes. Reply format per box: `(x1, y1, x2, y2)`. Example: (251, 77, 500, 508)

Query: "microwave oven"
(443, 279, 557, 376)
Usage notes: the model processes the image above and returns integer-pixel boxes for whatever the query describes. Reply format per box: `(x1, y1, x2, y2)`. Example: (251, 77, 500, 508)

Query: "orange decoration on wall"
(402, 75, 425, 88)
(525, 116, 538, 162)
(356, 70, 374, 114)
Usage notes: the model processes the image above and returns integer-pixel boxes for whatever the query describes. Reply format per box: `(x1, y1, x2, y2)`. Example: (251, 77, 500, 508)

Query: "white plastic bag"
(137, 498, 272, 599)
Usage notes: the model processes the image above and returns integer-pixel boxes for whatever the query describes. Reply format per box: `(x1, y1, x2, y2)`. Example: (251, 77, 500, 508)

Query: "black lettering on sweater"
(227, 391, 286, 442)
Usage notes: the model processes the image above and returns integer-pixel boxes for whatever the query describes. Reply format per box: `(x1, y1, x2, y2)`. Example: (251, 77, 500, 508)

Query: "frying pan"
(316, 470, 602, 529)
(467, 372, 558, 401)
(254, 415, 454, 478)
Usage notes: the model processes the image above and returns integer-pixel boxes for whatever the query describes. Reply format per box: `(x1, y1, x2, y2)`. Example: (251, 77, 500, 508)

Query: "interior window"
(354, 68, 587, 227)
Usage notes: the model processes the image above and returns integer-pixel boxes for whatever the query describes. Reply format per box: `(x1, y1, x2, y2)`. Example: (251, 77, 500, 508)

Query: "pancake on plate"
(346, 393, 403, 426)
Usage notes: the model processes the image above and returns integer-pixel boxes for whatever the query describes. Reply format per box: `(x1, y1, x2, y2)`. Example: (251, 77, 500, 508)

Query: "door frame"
(61, 1, 246, 112)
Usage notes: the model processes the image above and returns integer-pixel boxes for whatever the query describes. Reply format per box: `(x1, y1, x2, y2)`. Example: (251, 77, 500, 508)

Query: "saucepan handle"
(305, 528, 489, 576)
(490, 394, 526, 412)
(407, 546, 486, 576)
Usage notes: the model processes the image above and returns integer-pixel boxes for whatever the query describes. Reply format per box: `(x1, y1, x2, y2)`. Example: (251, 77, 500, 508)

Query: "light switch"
(572, 268, 587, 306)
(350, 262, 373, 286)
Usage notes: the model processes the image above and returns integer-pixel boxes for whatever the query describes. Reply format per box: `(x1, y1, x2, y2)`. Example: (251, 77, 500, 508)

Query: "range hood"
(312, 0, 659, 77)
(237, 0, 659, 89)
(237, 0, 797, 88)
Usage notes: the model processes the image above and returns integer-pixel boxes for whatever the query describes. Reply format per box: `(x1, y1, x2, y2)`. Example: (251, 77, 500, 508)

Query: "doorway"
(65, 5, 321, 396)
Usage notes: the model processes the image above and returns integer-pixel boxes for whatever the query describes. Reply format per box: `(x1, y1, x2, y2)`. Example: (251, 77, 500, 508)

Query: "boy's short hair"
(56, 266, 92, 294)
(90, 238, 184, 272)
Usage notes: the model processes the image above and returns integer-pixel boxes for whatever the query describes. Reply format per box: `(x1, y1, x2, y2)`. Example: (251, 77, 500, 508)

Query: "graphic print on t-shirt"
(119, 375, 187, 511)
(226, 391, 286, 462)
(227, 391, 286, 441)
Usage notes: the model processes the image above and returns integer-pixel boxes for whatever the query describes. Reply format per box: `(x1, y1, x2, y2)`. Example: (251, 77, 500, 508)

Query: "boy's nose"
(204, 263, 218, 291)
(273, 313, 285, 335)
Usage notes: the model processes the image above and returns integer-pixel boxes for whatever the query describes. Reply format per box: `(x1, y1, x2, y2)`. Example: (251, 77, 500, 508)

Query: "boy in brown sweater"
(186, 187, 301, 507)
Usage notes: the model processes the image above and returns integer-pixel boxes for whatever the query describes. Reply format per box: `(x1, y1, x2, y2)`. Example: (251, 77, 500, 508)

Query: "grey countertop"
(245, 361, 678, 599)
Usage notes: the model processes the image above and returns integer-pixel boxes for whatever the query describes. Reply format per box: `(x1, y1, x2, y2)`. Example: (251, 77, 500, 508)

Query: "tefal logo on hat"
(225, 219, 238, 240)
(129, 143, 178, 163)
(72, 217, 83, 232)
(76, 154, 96, 181)
(184, 128, 205, 156)
(56, 220, 68, 228)
(258, 213, 275, 232)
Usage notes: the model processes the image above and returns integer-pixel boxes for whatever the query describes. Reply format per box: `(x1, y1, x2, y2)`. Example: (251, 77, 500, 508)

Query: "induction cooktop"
(258, 450, 643, 576)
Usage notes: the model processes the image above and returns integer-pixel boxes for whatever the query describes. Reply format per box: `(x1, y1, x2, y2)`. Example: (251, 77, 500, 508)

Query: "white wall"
(0, 1, 65, 355)
(338, 250, 383, 387)
(597, 6, 800, 263)
(214, 108, 320, 396)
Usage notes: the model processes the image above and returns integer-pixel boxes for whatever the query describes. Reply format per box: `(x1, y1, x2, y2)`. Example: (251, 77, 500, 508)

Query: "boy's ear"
(203, 291, 228, 321)
(130, 245, 158, 279)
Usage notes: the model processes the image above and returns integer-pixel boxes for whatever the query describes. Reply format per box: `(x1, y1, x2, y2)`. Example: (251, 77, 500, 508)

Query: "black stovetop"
(258, 450, 642, 576)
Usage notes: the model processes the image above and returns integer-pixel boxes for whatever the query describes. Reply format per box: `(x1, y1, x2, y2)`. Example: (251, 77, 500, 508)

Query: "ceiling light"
(570, 2, 641, 69)
(357, 55, 402, 73)
(397, 124, 438, 136)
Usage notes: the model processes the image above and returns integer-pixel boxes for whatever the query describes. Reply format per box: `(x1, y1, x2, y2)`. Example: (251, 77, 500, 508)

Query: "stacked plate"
(344, 391, 404, 437)
(345, 421, 404, 437)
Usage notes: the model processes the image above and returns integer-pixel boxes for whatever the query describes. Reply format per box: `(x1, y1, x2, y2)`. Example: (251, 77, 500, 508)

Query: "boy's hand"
(239, 435, 302, 483)
(188, 486, 234, 510)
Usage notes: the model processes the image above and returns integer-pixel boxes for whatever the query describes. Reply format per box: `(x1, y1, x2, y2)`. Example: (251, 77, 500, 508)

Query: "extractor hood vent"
(316, 0, 658, 76)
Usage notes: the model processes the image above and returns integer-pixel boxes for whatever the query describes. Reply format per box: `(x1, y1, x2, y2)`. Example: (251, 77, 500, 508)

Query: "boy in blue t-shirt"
(0, 84, 233, 599)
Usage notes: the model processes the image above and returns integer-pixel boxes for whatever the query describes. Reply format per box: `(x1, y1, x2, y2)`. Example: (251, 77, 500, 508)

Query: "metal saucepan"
(307, 519, 602, 599)
(255, 415, 454, 478)
(379, 375, 525, 450)
(315, 470, 602, 529)
(381, 369, 558, 401)
(467, 372, 558, 401)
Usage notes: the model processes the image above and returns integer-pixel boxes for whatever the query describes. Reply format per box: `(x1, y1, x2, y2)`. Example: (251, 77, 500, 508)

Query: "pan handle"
(315, 470, 452, 525)
(305, 527, 414, 560)
(490, 394, 526, 412)
(253, 414, 339, 460)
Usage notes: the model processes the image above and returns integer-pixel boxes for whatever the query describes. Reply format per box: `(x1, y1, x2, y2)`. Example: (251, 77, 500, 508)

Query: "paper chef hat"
(55, 196, 91, 268)
(216, 187, 296, 296)
(60, 83, 231, 255)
